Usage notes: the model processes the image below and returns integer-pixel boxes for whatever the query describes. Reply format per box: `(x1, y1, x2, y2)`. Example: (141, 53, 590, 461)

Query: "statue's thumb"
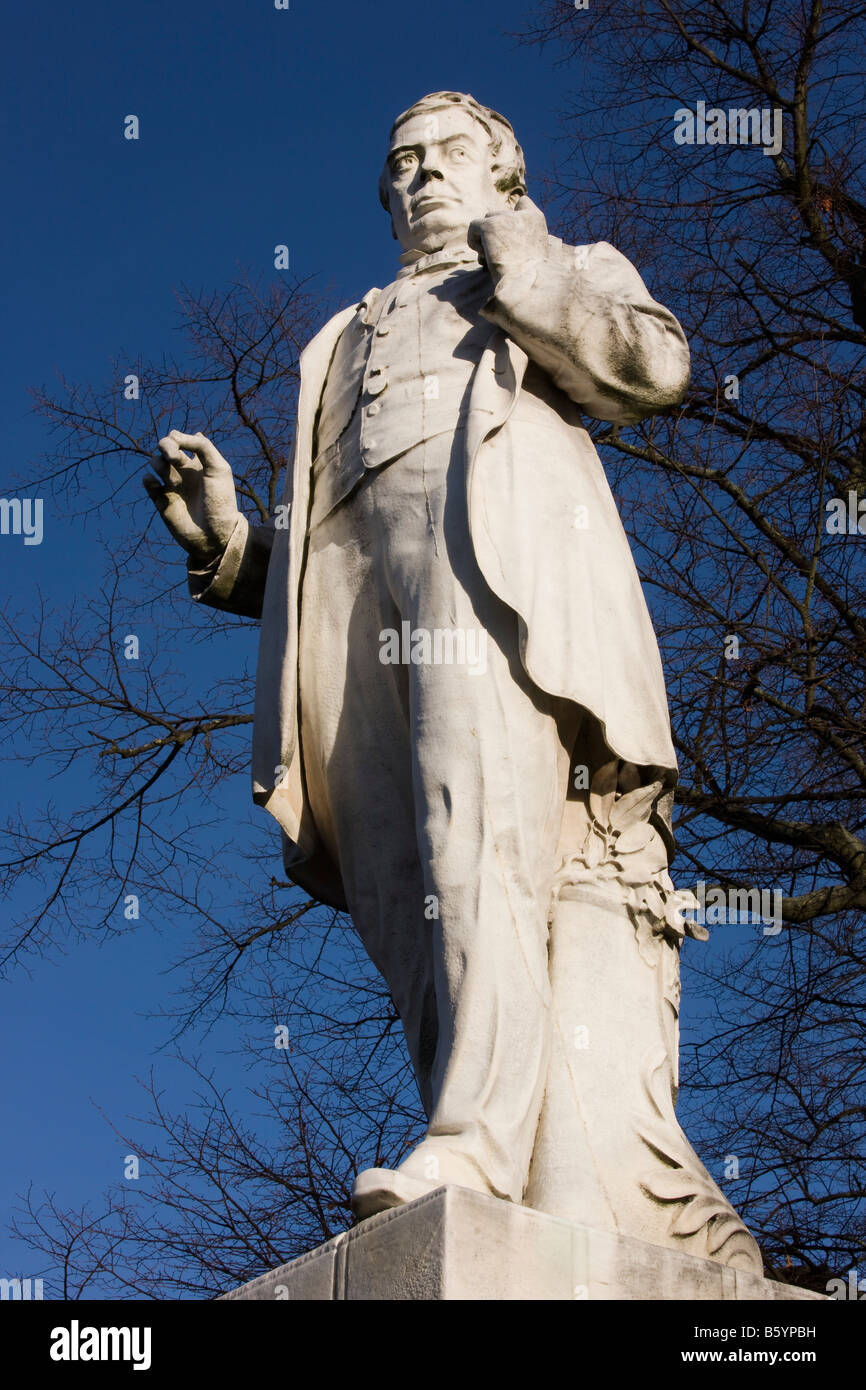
(516, 195, 545, 222)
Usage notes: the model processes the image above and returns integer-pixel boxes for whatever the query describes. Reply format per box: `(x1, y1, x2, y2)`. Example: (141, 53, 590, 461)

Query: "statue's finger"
(467, 218, 485, 252)
(168, 430, 228, 475)
(515, 194, 547, 224)
(155, 440, 187, 485)
(146, 485, 200, 546)
(144, 477, 181, 518)
(142, 473, 167, 506)
(157, 435, 189, 460)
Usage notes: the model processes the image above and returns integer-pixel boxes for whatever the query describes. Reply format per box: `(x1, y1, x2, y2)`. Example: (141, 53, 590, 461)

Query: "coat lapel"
(465, 330, 528, 485)
(252, 295, 377, 842)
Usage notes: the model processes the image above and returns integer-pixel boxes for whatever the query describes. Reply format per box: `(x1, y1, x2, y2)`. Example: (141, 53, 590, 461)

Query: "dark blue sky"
(1, 0, 591, 1286)
(4, 0, 583, 477)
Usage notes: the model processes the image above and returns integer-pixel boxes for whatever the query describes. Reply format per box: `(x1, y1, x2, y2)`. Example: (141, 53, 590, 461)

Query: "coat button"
(367, 403, 381, 415)
(376, 324, 391, 336)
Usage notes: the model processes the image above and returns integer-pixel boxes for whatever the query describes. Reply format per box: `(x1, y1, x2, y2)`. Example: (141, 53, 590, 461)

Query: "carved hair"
(378, 91, 528, 212)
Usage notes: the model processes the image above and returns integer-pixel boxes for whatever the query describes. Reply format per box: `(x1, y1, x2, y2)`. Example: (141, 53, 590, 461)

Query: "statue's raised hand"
(467, 195, 549, 283)
(143, 431, 240, 563)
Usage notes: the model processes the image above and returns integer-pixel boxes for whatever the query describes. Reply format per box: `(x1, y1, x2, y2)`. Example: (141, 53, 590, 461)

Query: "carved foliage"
(553, 761, 707, 947)
(638, 1052, 763, 1271)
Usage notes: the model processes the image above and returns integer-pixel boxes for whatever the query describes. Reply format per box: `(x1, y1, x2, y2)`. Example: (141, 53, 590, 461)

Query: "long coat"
(189, 236, 691, 908)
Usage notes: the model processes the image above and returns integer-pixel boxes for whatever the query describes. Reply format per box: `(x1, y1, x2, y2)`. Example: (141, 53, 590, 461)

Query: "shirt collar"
(396, 243, 484, 279)
(354, 243, 485, 327)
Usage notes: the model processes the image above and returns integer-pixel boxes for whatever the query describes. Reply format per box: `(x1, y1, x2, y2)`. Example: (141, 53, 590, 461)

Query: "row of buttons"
(363, 289, 412, 448)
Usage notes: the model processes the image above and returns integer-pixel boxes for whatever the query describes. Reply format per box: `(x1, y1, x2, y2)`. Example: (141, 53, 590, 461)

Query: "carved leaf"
(663, 897, 686, 933)
(670, 1193, 737, 1236)
(619, 858, 662, 886)
(631, 911, 662, 966)
(644, 1051, 677, 1124)
(643, 1169, 701, 1203)
(642, 884, 667, 921)
(583, 829, 604, 869)
(588, 760, 618, 828)
(614, 822, 655, 855)
(705, 1215, 755, 1256)
(609, 780, 663, 830)
(636, 1046, 763, 1270)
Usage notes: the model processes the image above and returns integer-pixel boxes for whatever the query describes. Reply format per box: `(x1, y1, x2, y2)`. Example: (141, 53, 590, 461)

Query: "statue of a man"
(145, 91, 693, 1225)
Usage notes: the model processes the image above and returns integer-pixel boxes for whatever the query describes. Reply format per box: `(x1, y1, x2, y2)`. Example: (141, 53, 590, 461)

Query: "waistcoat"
(310, 250, 494, 525)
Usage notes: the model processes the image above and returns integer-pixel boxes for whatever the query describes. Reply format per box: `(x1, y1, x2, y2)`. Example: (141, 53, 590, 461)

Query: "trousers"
(298, 427, 578, 1201)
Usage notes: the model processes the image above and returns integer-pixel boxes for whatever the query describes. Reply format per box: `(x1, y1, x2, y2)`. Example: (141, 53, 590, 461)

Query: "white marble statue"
(145, 91, 763, 1273)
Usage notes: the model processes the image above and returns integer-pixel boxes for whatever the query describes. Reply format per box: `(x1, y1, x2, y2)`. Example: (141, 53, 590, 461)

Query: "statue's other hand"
(468, 195, 549, 283)
(143, 430, 240, 562)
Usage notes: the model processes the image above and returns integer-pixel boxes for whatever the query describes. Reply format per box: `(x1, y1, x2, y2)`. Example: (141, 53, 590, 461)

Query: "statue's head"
(379, 91, 527, 255)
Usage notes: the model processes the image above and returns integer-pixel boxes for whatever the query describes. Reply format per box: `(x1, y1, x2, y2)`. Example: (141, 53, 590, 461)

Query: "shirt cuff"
(187, 513, 248, 604)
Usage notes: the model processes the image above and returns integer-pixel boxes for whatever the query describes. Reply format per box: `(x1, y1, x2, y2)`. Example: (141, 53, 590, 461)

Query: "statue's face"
(384, 107, 516, 254)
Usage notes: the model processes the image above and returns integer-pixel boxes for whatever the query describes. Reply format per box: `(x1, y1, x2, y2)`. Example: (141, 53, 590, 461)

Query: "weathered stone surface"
(221, 1187, 823, 1301)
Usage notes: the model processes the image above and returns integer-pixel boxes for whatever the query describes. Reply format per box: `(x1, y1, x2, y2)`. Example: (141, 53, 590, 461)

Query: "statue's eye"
(393, 152, 417, 173)
(450, 146, 469, 160)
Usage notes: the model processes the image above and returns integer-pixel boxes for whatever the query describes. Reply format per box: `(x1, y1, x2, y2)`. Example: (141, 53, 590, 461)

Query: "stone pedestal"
(221, 1187, 822, 1301)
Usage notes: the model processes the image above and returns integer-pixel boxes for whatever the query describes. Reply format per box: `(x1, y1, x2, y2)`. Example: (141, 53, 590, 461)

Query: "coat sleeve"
(187, 513, 275, 621)
(481, 239, 690, 425)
